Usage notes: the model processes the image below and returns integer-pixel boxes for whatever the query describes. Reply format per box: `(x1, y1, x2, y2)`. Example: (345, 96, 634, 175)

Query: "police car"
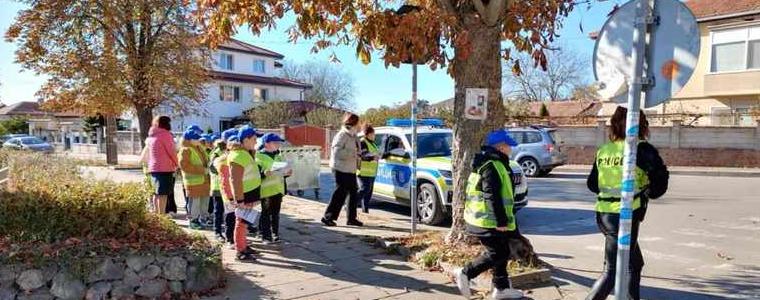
(367, 119, 529, 225)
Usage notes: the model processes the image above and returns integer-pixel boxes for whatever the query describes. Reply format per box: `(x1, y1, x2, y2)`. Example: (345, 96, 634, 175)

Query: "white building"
(156, 38, 312, 132)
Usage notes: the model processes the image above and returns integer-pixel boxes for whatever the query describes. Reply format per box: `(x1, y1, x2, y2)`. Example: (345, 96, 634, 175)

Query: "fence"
(555, 119, 760, 167)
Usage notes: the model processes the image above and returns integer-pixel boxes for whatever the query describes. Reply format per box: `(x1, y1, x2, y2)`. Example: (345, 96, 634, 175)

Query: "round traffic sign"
(593, 0, 700, 108)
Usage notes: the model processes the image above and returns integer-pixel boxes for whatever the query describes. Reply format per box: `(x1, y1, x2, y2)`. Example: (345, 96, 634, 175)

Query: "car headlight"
(438, 170, 453, 179)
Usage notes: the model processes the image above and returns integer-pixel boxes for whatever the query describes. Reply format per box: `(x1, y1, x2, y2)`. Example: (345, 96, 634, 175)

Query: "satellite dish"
(593, 0, 700, 108)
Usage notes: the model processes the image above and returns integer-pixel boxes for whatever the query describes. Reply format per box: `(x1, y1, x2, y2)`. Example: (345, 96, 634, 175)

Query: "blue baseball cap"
(260, 133, 285, 144)
(183, 129, 202, 141)
(186, 125, 203, 134)
(486, 129, 518, 147)
(221, 129, 237, 141)
(200, 134, 213, 143)
(237, 125, 258, 142)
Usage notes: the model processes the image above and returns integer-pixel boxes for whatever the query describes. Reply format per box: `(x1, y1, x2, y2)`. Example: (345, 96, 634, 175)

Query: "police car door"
(376, 134, 412, 203)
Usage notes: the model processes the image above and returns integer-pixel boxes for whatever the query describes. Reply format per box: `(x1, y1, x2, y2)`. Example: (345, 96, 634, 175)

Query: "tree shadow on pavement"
(674, 264, 760, 299)
(517, 207, 598, 236)
(551, 267, 733, 300)
(202, 268, 277, 300)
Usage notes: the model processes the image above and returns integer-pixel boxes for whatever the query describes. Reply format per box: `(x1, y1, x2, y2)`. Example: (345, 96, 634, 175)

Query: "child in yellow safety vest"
(256, 133, 291, 244)
(178, 129, 211, 230)
(227, 126, 266, 261)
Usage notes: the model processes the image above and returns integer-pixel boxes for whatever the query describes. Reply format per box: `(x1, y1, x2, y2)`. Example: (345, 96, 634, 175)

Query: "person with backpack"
(585, 107, 669, 300)
(256, 133, 290, 244)
(178, 127, 211, 230)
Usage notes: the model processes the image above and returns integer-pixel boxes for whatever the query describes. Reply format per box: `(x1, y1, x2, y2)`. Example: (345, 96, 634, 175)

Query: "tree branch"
(485, 0, 508, 26)
(437, 0, 457, 15)
(472, 0, 488, 22)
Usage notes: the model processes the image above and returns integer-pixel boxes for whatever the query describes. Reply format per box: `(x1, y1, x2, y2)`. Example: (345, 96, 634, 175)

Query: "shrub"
(0, 152, 215, 265)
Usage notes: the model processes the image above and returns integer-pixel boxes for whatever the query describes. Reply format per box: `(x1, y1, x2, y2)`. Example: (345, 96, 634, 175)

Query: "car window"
(374, 134, 387, 150)
(524, 132, 542, 144)
(408, 133, 452, 158)
(547, 130, 559, 144)
(385, 135, 405, 153)
(19, 137, 44, 145)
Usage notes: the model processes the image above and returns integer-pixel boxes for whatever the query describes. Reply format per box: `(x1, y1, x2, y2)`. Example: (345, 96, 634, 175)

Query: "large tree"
(196, 0, 574, 244)
(503, 45, 588, 102)
(280, 60, 356, 110)
(6, 0, 210, 144)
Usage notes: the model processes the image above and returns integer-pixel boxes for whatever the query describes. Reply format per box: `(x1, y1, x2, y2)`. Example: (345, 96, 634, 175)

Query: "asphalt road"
(306, 168, 760, 300)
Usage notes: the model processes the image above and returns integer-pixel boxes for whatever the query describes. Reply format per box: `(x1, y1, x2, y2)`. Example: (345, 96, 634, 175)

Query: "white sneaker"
(453, 268, 471, 298)
(492, 288, 524, 299)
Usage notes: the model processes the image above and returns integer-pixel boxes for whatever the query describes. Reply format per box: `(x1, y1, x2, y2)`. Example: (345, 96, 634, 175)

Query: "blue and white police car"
(368, 119, 529, 225)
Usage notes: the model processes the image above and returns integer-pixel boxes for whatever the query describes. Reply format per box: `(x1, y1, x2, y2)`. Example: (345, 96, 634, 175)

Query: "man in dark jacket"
(454, 129, 524, 300)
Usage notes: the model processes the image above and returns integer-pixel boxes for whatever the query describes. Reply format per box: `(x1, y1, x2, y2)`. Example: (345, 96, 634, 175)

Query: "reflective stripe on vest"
(227, 149, 261, 193)
(256, 152, 285, 198)
(464, 160, 516, 230)
(595, 141, 650, 213)
(180, 146, 205, 187)
(358, 139, 379, 177)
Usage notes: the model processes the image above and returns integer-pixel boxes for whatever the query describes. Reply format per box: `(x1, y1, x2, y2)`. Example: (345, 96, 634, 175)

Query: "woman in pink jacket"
(144, 116, 179, 214)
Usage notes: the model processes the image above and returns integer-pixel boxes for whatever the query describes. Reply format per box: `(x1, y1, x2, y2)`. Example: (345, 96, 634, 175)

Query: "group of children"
(177, 125, 289, 262)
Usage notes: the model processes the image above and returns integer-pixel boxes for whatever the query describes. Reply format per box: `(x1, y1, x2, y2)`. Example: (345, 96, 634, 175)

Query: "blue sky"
(0, 0, 621, 112)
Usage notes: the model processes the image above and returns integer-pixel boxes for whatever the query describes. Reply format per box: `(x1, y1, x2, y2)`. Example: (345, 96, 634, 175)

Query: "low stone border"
(370, 236, 553, 290)
(0, 252, 222, 300)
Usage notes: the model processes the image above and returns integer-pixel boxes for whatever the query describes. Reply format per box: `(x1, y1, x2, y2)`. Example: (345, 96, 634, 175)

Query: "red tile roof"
(211, 71, 312, 89)
(218, 38, 285, 59)
(528, 100, 602, 118)
(686, 0, 760, 21)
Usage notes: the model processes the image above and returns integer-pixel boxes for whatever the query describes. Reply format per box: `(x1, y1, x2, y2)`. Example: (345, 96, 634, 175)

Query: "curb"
(556, 168, 760, 178)
(369, 236, 553, 290)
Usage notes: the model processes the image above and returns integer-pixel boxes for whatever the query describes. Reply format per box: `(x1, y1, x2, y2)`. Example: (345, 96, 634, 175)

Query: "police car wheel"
(418, 183, 445, 225)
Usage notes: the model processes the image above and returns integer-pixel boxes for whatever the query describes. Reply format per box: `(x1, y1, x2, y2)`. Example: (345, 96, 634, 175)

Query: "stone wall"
(0, 252, 222, 300)
(562, 146, 760, 168)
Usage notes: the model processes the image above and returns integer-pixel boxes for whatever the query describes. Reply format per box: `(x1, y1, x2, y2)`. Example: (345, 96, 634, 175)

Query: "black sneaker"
(215, 234, 226, 242)
(321, 218, 337, 227)
(273, 236, 281, 243)
(346, 220, 364, 227)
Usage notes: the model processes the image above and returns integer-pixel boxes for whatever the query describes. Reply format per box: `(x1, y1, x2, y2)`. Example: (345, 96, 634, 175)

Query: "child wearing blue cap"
(178, 129, 211, 230)
(214, 128, 239, 248)
(256, 133, 290, 244)
(227, 125, 264, 261)
(454, 129, 524, 300)
(208, 131, 228, 241)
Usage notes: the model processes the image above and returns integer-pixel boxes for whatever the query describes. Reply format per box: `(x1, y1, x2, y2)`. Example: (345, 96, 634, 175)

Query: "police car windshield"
(407, 133, 452, 158)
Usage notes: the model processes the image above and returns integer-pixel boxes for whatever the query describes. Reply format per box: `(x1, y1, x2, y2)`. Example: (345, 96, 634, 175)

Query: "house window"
(219, 85, 240, 102)
(253, 59, 266, 73)
(219, 119, 234, 131)
(253, 88, 268, 102)
(711, 25, 760, 72)
(219, 53, 234, 70)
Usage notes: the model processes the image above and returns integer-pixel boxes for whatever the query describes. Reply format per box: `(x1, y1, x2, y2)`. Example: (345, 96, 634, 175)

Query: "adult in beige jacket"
(321, 113, 363, 227)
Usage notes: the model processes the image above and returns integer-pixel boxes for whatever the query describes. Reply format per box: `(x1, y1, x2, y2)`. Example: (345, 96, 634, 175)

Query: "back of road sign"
(593, 0, 700, 108)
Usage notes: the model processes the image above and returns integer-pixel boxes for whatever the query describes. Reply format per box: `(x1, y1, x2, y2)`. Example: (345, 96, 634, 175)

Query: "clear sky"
(0, 0, 621, 112)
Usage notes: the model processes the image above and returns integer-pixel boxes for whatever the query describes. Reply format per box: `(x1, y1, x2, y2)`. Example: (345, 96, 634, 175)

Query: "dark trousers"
(165, 192, 177, 214)
(259, 194, 283, 240)
(208, 197, 214, 214)
(211, 195, 225, 235)
(587, 213, 644, 300)
(463, 235, 512, 290)
(358, 176, 375, 212)
(323, 170, 359, 222)
(224, 211, 236, 243)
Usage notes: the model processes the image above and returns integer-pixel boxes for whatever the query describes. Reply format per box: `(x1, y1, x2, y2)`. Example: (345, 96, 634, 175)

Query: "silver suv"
(508, 126, 567, 177)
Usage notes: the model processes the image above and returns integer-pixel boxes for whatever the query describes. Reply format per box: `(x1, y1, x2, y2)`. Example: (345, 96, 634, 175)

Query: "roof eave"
(217, 45, 285, 59)
(697, 10, 760, 22)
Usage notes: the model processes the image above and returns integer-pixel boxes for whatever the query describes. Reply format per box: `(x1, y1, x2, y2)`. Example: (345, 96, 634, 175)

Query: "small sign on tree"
(464, 88, 488, 120)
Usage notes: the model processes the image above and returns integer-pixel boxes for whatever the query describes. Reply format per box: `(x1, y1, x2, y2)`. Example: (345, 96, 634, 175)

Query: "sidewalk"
(555, 164, 760, 177)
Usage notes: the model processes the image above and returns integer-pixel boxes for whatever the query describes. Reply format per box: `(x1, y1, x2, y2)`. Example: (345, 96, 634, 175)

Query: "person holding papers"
(256, 133, 291, 244)
(227, 126, 263, 261)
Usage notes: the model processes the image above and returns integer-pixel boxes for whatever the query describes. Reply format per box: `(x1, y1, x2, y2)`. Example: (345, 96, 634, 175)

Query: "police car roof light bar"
(386, 118, 444, 127)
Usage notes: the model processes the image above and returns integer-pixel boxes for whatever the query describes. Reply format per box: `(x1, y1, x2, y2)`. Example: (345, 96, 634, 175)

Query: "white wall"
(212, 50, 277, 77)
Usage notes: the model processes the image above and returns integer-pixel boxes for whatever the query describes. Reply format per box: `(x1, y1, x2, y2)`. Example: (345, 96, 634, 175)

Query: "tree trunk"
(446, 15, 507, 245)
(105, 115, 119, 166)
(135, 104, 153, 147)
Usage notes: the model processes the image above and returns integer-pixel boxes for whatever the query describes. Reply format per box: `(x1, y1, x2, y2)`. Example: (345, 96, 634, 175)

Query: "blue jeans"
(211, 195, 225, 235)
(358, 176, 375, 212)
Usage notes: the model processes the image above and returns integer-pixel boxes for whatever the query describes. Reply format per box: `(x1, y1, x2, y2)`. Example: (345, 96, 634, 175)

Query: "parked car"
(507, 126, 567, 177)
(367, 119, 529, 225)
(2, 136, 54, 153)
(0, 134, 29, 144)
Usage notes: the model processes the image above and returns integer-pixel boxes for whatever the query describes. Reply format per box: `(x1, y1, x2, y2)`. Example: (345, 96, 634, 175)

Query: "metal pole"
(615, 0, 651, 298)
(411, 62, 418, 234)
